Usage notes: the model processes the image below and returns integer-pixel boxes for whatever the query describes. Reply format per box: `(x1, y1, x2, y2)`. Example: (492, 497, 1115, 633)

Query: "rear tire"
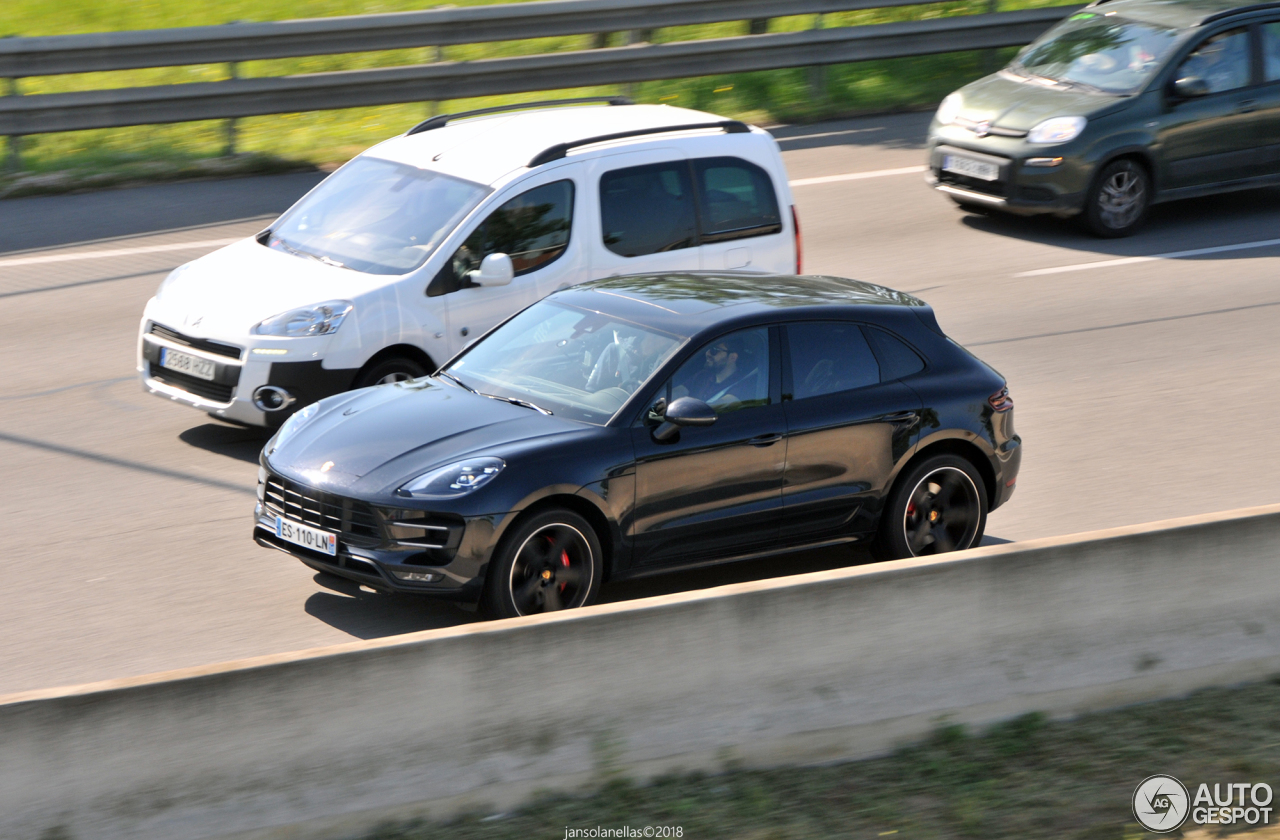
(354, 356, 428, 388)
(481, 509, 603, 620)
(874, 454, 988, 560)
(1082, 158, 1150, 238)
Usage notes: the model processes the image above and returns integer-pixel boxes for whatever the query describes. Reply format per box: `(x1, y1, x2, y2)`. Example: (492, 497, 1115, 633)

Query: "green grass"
(0, 0, 1058, 184)
(360, 679, 1280, 840)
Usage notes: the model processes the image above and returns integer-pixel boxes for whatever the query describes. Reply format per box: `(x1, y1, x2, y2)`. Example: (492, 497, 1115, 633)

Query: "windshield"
(1011, 12, 1180, 95)
(444, 301, 684, 425)
(266, 157, 490, 275)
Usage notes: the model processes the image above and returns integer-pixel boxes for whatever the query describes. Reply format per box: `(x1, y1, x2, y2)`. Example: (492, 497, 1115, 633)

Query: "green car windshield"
(1010, 13, 1181, 95)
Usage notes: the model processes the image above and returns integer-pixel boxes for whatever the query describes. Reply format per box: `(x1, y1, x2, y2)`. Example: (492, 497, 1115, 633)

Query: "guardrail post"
(748, 18, 769, 35)
(808, 14, 826, 103)
(223, 61, 240, 156)
(3, 75, 19, 172)
(593, 32, 611, 49)
(623, 29, 652, 100)
(984, 0, 1000, 72)
(429, 45, 445, 117)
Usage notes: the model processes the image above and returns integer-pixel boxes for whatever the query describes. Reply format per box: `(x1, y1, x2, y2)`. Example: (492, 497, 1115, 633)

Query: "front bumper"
(138, 319, 355, 427)
(252, 469, 510, 600)
(927, 138, 1090, 217)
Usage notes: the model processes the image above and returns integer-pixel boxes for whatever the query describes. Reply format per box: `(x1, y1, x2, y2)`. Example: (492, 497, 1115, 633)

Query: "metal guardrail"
(0, 6, 1077, 137)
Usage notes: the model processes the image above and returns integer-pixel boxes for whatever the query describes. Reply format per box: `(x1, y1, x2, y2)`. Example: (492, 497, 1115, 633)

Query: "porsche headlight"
(1027, 116, 1087, 145)
(935, 93, 963, 126)
(267, 401, 319, 453)
(398, 457, 505, 499)
(253, 300, 353, 337)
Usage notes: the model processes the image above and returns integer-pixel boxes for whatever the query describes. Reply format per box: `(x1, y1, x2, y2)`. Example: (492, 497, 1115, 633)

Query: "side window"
(1264, 22, 1280, 82)
(786, 322, 880, 400)
(662, 327, 770, 415)
(600, 162, 698, 257)
(1176, 28, 1251, 94)
(866, 326, 926, 380)
(692, 157, 783, 242)
(427, 180, 574, 296)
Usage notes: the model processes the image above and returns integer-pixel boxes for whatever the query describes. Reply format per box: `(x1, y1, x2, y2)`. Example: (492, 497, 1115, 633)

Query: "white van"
(137, 99, 800, 427)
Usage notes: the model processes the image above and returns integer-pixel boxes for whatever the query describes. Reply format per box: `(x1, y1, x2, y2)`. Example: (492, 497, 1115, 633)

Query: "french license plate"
(276, 516, 338, 556)
(159, 346, 216, 381)
(943, 155, 999, 182)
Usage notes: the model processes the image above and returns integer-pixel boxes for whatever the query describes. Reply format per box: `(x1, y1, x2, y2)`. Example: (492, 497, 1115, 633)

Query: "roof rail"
(406, 96, 632, 136)
(1202, 1, 1280, 23)
(528, 120, 751, 168)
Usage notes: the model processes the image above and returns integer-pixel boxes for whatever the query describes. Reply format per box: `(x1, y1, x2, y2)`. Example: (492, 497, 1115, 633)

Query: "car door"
(779, 321, 924, 544)
(1255, 20, 1280, 175)
(691, 156, 789, 272)
(588, 150, 705, 280)
(629, 325, 785, 566)
(427, 167, 584, 357)
(1160, 26, 1262, 188)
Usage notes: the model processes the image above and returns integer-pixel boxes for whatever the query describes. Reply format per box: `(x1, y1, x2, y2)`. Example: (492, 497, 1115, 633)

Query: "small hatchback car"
(928, 0, 1280, 236)
(138, 98, 799, 427)
(254, 273, 1021, 618)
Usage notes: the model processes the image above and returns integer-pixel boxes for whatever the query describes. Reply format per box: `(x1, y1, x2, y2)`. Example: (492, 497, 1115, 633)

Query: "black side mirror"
(1172, 76, 1209, 98)
(652, 397, 716, 442)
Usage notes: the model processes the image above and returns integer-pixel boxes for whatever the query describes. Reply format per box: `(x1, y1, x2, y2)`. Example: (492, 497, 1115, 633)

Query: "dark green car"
(927, 0, 1280, 236)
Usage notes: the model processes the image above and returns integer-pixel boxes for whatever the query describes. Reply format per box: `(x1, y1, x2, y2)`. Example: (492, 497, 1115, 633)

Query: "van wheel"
(354, 356, 428, 388)
(482, 509, 603, 620)
(874, 454, 987, 560)
(1083, 159, 1150, 238)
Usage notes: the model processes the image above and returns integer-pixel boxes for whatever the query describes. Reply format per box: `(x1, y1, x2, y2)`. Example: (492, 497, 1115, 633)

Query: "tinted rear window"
(693, 157, 782, 242)
(867, 326, 925, 380)
(600, 162, 698, 257)
(787, 322, 880, 400)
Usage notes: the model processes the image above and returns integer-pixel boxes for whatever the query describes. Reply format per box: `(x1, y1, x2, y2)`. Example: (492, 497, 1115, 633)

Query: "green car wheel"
(1083, 159, 1151, 238)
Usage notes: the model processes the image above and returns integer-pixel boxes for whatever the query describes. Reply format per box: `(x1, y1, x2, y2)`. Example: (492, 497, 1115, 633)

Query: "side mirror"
(652, 396, 716, 442)
(1172, 76, 1209, 98)
(468, 253, 514, 287)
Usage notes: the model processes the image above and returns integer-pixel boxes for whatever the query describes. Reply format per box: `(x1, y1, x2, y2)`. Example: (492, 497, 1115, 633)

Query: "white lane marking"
(0, 238, 241, 269)
(1017, 238, 1280, 277)
(789, 165, 928, 187)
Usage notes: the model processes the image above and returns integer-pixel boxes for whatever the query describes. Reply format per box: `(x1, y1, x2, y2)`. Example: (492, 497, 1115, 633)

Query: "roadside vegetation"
(0, 0, 1059, 194)
(364, 679, 1280, 840)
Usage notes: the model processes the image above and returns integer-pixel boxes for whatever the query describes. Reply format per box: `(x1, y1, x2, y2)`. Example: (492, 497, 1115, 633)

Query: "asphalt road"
(3, 111, 1278, 695)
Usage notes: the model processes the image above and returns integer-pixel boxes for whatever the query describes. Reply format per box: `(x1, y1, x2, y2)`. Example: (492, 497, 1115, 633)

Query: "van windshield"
(266, 158, 490, 275)
(1010, 13, 1180, 95)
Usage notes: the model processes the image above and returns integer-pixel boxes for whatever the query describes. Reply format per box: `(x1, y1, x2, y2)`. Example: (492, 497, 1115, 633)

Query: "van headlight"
(935, 93, 963, 126)
(1027, 116, 1087, 145)
(253, 301, 353, 337)
(398, 457, 505, 499)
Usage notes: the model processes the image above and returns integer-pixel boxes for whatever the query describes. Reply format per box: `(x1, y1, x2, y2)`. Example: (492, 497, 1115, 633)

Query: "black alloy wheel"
(875, 454, 988, 560)
(1083, 158, 1150, 238)
(354, 356, 429, 388)
(483, 509, 603, 619)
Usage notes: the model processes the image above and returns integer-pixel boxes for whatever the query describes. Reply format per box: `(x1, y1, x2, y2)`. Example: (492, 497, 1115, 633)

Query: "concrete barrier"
(5, 504, 1280, 840)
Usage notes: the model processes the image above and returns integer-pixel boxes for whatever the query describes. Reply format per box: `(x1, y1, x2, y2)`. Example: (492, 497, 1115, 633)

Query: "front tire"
(1083, 158, 1150, 238)
(482, 509, 603, 619)
(354, 356, 428, 388)
(874, 454, 988, 560)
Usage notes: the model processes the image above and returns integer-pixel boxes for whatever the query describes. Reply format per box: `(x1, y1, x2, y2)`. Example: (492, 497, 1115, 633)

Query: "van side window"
(600, 162, 698, 257)
(428, 180, 574, 296)
(693, 157, 782, 243)
(1264, 22, 1280, 82)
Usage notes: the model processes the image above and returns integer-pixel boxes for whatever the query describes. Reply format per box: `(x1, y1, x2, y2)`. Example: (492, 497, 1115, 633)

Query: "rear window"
(600, 162, 699, 257)
(693, 157, 782, 242)
(866, 326, 926, 380)
(786, 322, 881, 400)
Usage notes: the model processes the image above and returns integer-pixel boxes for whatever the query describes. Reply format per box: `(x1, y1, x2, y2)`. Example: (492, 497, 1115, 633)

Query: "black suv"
(927, 0, 1280, 236)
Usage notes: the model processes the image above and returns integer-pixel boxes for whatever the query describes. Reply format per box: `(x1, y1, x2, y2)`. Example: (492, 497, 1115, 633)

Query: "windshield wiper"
(482, 393, 553, 415)
(437, 371, 476, 393)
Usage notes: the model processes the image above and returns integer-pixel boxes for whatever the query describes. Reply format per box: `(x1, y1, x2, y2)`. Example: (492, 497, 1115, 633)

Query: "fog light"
(392, 570, 442, 583)
(1025, 157, 1064, 167)
(253, 385, 296, 412)
(251, 348, 289, 355)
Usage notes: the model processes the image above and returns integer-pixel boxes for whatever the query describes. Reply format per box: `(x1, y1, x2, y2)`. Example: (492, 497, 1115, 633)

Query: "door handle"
(1236, 99, 1257, 114)
(749, 433, 783, 446)
(883, 411, 918, 423)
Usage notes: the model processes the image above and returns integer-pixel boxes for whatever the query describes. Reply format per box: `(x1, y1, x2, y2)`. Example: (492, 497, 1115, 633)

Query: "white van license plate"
(276, 516, 338, 556)
(943, 155, 999, 182)
(159, 347, 216, 381)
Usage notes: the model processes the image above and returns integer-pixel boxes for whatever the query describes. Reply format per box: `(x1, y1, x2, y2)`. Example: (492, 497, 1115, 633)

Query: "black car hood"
(266, 378, 583, 491)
